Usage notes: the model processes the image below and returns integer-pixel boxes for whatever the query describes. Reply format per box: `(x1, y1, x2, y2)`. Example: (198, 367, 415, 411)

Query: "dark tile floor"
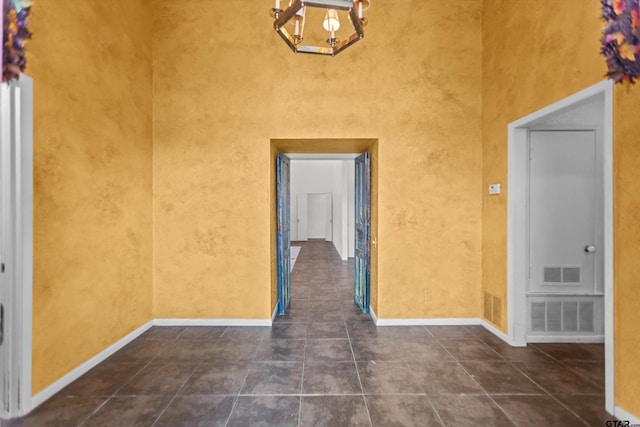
(3, 241, 612, 426)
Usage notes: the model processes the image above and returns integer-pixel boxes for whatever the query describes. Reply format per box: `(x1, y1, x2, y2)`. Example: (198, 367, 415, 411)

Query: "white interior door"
(528, 129, 604, 339)
(307, 193, 327, 239)
(529, 130, 599, 294)
(297, 193, 308, 241)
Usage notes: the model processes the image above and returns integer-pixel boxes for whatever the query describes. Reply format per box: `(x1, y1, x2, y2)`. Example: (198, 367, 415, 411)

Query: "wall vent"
(543, 267, 562, 283)
(483, 291, 503, 328)
(484, 292, 492, 320)
(529, 300, 595, 333)
(543, 266, 581, 284)
(562, 267, 581, 283)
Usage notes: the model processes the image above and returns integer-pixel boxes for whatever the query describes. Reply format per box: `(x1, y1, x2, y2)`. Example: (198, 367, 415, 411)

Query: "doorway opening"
(507, 80, 614, 412)
(289, 154, 358, 260)
(270, 139, 378, 319)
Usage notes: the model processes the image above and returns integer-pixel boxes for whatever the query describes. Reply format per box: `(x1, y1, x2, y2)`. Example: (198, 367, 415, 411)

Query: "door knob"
(584, 245, 596, 253)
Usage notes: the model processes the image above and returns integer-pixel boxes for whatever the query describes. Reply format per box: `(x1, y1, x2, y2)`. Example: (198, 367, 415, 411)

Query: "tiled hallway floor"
(5, 241, 611, 426)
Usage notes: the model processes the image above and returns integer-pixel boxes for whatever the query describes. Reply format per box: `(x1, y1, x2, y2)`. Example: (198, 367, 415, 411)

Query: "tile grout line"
(149, 362, 199, 427)
(422, 394, 446, 426)
(335, 244, 374, 427)
(403, 326, 442, 426)
(437, 337, 521, 427)
(508, 358, 593, 426)
(73, 330, 177, 426)
(75, 396, 113, 427)
(77, 337, 172, 427)
(298, 320, 308, 426)
(222, 328, 268, 427)
(534, 345, 606, 392)
(344, 308, 374, 427)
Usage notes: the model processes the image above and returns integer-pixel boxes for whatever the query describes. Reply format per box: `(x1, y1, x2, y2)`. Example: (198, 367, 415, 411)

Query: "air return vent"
(543, 266, 581, 284)
(543, 267, 562, 283)
(562, 267, 581, 283)
(483, 291, 503, 328)
(529, 300, 594, 333)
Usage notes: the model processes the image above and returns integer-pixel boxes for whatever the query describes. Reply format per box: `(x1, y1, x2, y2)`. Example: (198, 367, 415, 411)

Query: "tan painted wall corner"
(29, 0, 154, 393)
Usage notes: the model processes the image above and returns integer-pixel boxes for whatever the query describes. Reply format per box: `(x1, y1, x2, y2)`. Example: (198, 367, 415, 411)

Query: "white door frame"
(0, 76, 34, 419)
(296, 192, 308, 241)
(507, 80, 614, 413)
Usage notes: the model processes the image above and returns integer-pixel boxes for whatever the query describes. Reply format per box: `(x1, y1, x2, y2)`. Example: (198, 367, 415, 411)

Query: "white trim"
(17, 76, 33, 417)
(0, 79, 13, 420)
(29, 320, 153, 413)
(507, 79, 614, 413)
(287, 153, 360, 160)
(0, 77, 34, 419)
(369, 307, 378, 325)
(271, 304, 278, 322)
(154, 318, 273, 327)
(507, 125, 529, 347)
(526, 335, 604, 343)
(27, 315, 282, 415)
(480, 320, 512, 345)
(509, 81, 612, 128)
(614, 405, 640, 424)
(375, 317, 482, 326)
(602, 80, 615, 414)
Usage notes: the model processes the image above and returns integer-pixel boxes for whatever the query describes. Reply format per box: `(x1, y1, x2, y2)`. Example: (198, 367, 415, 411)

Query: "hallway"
(5, 241, 609, 426)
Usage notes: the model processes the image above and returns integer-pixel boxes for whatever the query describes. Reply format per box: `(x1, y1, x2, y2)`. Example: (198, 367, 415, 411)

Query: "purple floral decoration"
(2, 0, 32, 82)
(601, 0, 640, 83)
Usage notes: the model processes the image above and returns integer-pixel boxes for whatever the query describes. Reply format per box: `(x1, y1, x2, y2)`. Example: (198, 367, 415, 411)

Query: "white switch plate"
(489, 184, 501, 195)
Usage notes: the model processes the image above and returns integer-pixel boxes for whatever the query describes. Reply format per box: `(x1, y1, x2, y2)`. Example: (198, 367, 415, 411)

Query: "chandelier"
(270, 0, 371, 56)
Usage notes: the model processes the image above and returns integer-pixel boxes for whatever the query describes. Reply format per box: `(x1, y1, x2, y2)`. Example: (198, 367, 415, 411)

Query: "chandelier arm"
(274, 0, 303, 29)
(275, 26, 301, 54)
(301, 0, 353, 11)
(332, 32, 362, 56)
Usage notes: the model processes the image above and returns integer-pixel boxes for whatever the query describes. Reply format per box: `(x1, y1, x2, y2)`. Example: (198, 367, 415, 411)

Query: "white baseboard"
(29, 320, 153, 412)
(154, 318, 273, 327)
(481, 320, 513, 344)
(526, 334, 605, 343)
(375, 317, 482, 326)
(370, 307, 378, 324)
(28, 316, 274, 414)
(614, 405, 640, 424)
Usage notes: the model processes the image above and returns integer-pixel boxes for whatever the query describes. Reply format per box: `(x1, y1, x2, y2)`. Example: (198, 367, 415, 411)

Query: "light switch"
(489, 184, 501, 195)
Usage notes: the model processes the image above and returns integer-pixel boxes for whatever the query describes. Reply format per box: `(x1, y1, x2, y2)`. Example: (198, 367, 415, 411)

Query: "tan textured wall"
(374, 2, 483, 318)
(152, 0, 483, 320)
(483, 0, 640, 417)
(28, 0, 153, 393)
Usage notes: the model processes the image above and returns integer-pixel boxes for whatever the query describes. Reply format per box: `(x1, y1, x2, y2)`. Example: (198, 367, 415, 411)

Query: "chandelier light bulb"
(355, 0, 371, 24)
(293, 7, 305, 45)
(270, 0, 283, 18)
(323, 9, 340, 32)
